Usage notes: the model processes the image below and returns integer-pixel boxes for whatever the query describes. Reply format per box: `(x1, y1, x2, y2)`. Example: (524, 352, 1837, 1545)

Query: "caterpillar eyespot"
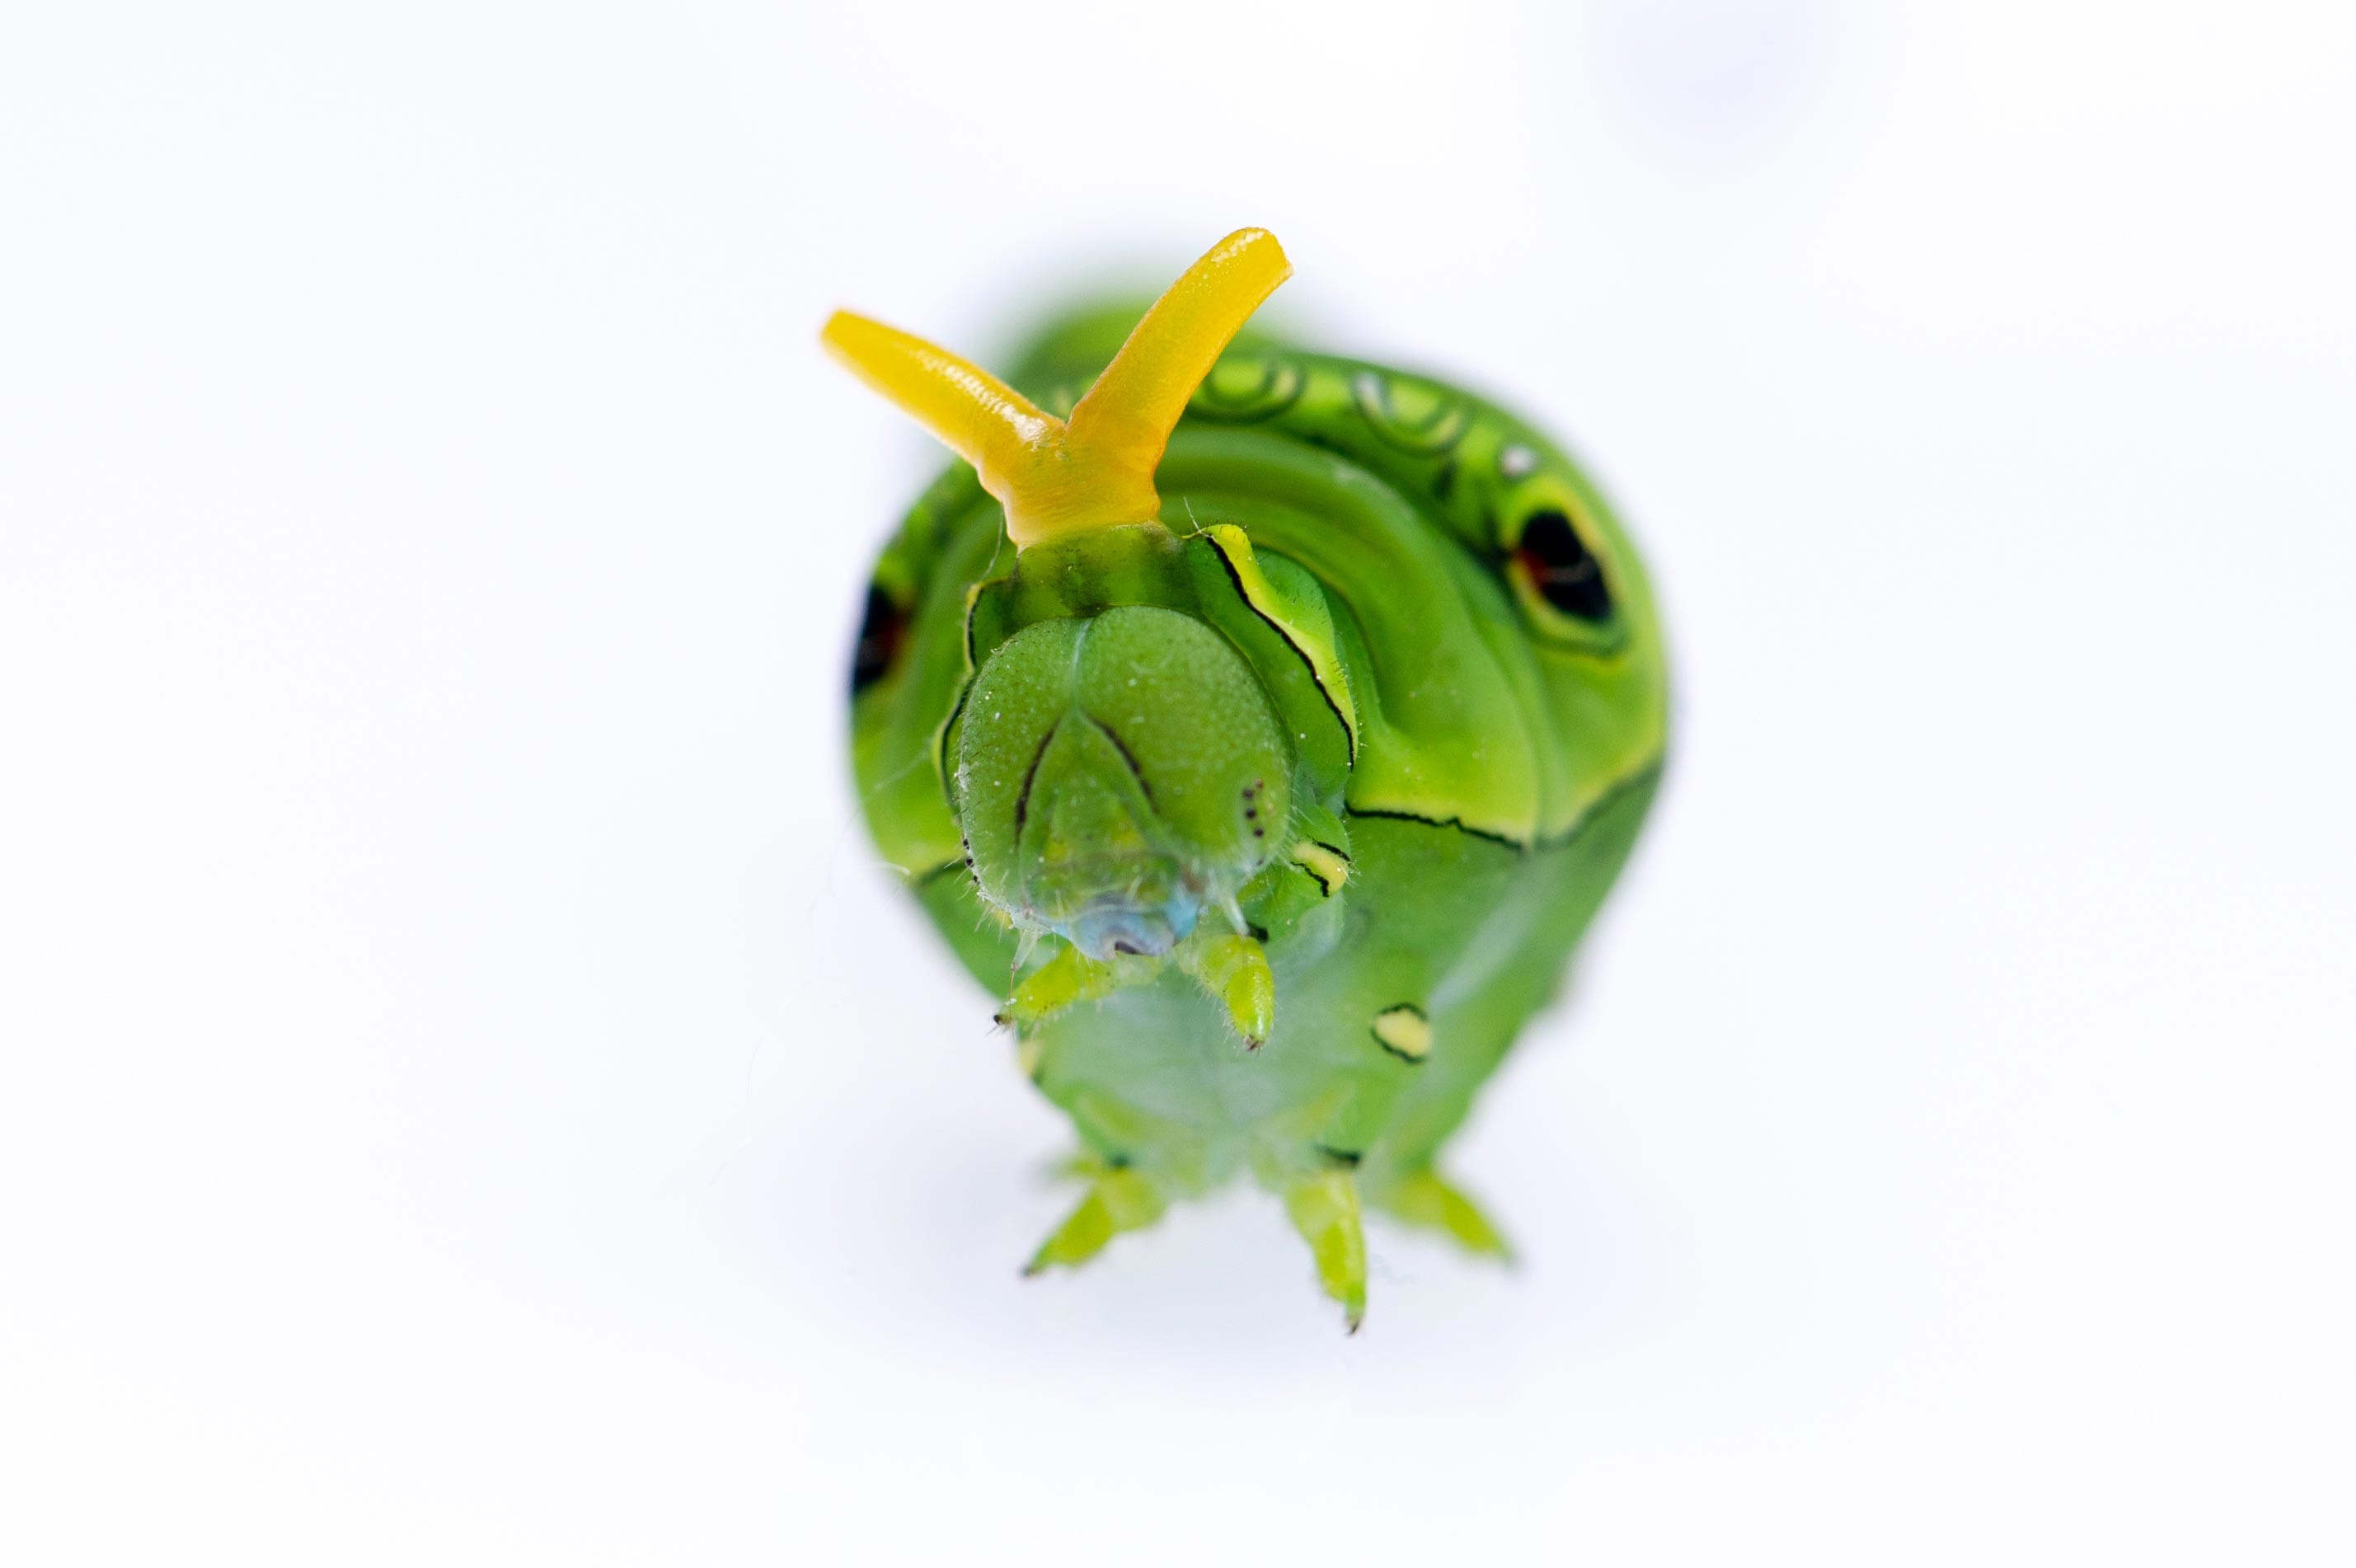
(1515, 509, 1615, 622)
(850, 584, 909, 694)
(827, 228, 1668, 1329)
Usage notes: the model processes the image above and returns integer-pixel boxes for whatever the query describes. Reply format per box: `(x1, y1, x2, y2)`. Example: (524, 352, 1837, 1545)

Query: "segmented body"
(851, 336, 1668, 1210)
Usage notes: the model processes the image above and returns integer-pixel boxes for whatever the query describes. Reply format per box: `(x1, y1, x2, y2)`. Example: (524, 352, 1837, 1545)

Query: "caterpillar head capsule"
(955, 604, 1291, 959)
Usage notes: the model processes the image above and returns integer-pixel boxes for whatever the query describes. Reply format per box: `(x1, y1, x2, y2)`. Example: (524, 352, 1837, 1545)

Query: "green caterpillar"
(826, 229, 1668, 1328)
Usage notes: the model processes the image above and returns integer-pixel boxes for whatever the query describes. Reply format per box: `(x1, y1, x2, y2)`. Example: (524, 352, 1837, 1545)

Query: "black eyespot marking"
(1516, 510, 1612, 623)
(851, 584, 910, 694)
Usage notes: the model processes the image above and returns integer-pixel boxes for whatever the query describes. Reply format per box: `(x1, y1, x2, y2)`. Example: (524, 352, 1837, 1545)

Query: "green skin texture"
(848, 309, 1668, 1325)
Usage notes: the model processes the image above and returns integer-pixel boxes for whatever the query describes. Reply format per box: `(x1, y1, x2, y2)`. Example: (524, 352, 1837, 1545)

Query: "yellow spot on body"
(1290, 840, 1350, 896)
(1373, 1005, 1430, 1063)
(1016, 1032, 1045, 1079)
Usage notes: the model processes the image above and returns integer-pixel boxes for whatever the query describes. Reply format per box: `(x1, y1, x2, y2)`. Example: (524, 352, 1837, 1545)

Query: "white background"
(4, 2, 2351, 1562)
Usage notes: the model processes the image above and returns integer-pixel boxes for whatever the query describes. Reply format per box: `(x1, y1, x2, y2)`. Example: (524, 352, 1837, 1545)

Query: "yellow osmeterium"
(821, 228, 1292, 549)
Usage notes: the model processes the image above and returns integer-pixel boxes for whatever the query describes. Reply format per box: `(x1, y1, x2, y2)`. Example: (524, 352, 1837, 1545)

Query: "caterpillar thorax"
(832, 231, 1668, 1328)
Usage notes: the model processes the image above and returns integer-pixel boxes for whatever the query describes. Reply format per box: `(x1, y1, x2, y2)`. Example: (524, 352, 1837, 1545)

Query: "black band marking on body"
(1346, 758, 1665, 853)
(1201, 531, 1359, 763)
(1345, 806, 1526, 851)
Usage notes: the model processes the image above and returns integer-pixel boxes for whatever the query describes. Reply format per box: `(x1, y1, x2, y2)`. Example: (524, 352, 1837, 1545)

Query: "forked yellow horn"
(822, 228, 1292, 549)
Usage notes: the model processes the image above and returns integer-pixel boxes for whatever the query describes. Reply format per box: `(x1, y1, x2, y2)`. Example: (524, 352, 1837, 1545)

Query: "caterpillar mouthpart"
(822, 228, 1292, 548)
(1057, 886, 1199, 963)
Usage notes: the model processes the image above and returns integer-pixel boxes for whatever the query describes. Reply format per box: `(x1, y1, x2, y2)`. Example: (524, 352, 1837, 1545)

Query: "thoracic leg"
(1175, 925, 1274, 1049)
(1377, 1167, 1514, 1261)
(1283, 1169, 1368, 1332)
(1022, 1165, 1168, 1277)
(997, 943, 1123, 1030)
